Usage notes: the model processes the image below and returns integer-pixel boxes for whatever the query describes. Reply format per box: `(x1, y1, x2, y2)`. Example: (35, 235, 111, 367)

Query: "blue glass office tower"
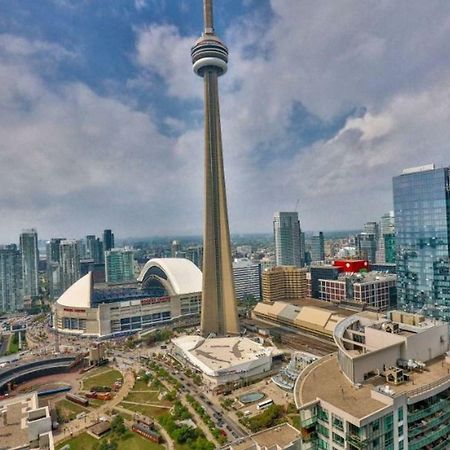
(393, 165, 450, 320)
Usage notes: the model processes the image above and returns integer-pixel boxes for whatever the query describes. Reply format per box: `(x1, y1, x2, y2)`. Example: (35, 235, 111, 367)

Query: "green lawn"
(113, 409, 134, 421)
(56, 430, 164, 450)
(123, 391, 162, 404)
(82, 368, 123, 391)
(84, 366, 111, 377)
(119, 402, 170, 418)
(56, 432, 97, 450)
(7, 334, 20, 355)
(116, 431, 164, 450)
(88, 398, 104, 409)
(56, 399, 88, 421)
(132, 377, 150, 391)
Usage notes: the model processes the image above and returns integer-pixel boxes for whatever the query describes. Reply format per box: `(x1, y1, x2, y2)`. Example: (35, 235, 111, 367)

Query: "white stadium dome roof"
(138, 258, 202, 295)
(56, 272, 93, 308)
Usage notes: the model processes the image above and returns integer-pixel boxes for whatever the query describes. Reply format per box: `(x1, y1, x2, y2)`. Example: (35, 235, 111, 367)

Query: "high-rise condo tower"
(192, 0, 239, 335)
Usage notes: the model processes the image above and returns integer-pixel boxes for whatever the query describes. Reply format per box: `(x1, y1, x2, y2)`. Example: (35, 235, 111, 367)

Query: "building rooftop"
(295, 352, 450, 420)
(337, 271, 396, 283)
(138, 258, 202, 295)
(57, 257, 202, 309)
(233, 258, 258, 268)
(295, 354, 389, 419)
(0, 393, 40, 449)
(253, 299, 354, 338)
(225, 423, 301, 450)
(56, 272, 92, 308)
(172, 336, 274, 375)
(89, 420, 111, 436)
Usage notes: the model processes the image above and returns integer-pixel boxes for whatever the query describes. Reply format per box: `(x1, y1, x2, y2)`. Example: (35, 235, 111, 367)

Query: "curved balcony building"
(294, 310, 450, 450)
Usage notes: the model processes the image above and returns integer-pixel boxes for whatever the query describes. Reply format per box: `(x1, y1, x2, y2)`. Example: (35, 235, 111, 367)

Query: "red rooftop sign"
(333, 260, 369, 273)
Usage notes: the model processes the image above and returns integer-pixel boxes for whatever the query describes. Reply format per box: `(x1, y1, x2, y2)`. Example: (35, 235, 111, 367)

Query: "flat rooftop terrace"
(173, 336, 271, 372)
(281, 297, 356, 316)
(0, 394, 37, 449)
(296, 354, 450, 419)
(193, 337, 269, 370)
(226, 423, 301, 449)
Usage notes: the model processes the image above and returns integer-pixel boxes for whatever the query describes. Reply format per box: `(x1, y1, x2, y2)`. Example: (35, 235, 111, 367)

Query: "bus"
(257, 399, 274, 410)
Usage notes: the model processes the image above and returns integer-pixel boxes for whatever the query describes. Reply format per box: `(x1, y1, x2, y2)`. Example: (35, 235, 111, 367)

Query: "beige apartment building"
(262, 266, 307, 303)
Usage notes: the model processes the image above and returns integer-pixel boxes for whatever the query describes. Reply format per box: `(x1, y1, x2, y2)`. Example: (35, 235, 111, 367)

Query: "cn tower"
(192, 0, 239, 336)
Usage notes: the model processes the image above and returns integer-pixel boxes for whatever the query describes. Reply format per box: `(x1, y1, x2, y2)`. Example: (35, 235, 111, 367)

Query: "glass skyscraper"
(309, 232, 325, 263)
(86, 235, 104, 264)
(0, 244, 23, 311)
(103, 229, 115, 252)
(393, 164, 450, 320)
(59, 240, 81, 292)
(274, 212, 304, 267)
(46, 238, 65, 299)
(105, 248, 135, 284)
(19, 229, 39, 299)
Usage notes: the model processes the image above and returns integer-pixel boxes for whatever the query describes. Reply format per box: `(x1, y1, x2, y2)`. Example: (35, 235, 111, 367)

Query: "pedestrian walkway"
(121, 400, 171, 409)
(54, 368, 134, 444)
(182, 394, 220, 447)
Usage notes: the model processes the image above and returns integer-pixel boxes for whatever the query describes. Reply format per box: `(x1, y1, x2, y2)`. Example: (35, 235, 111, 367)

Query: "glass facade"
(274, 212, 304, 267)
(393, 167, 450, 320)
(0, 244, 23, 312)
(407, 389, 450, 449)
(300, 404, 399, 450)
(384, 234, 396, 264)
(105, 248, 135, 284)
(19, 229, 39, 299)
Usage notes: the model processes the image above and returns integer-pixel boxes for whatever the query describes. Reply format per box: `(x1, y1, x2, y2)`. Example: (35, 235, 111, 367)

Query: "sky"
(1, 0, 450, 242)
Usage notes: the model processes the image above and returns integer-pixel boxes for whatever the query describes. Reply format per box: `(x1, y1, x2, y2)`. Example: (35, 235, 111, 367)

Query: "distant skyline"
(1, 1, 450, 241)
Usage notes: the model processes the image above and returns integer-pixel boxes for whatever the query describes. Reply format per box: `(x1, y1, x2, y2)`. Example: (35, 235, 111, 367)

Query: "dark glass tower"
(103, 229, 114, 252)
(192, 0, 239, 335)
(393, 165, 450, 320)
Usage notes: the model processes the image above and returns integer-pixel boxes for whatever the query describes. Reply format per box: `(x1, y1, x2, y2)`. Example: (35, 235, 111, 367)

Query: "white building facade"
(53, 258, 202, 338)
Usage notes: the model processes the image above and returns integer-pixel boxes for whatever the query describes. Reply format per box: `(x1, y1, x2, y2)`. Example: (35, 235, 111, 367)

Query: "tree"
(99, 440, 117, 450)
(111, 415, 126, 436)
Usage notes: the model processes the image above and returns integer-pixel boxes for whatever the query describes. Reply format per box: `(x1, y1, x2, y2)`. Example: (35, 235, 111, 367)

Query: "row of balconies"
(409, 423, 450, 450)
(408, 397, 449, 422)
(408, 409, 450, 439)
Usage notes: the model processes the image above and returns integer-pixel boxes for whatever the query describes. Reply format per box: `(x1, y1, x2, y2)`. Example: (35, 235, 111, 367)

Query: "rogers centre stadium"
(53, 258, 202, 338)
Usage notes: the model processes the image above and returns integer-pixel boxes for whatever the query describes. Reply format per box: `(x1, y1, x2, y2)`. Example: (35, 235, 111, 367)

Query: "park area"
(118, 373, 172, 418)
(81, 367, 123, 391)
(55, 428, 164, 450)
(55, 398, 88, 422)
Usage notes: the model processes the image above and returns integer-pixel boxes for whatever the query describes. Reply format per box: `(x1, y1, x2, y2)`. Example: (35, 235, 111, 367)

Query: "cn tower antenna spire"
(191, 0, 239, 336)
(204, 0, 214, 33)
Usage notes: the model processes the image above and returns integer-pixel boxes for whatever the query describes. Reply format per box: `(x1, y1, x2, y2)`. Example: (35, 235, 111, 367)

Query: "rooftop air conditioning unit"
(382, 322, 399, 334)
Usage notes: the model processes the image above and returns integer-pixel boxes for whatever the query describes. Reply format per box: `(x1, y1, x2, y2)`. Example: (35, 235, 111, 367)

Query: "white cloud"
(135, 25, 199, 99)
(334, 113, 393, 142)
(3, 1, 450, 240)
(134, 0, 147, 10)
(129, 0, 450, 233)
(0, 34, 203, 241)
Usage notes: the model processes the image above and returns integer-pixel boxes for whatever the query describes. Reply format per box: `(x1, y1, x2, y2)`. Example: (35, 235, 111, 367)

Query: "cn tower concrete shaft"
(192, 0, 239, 336)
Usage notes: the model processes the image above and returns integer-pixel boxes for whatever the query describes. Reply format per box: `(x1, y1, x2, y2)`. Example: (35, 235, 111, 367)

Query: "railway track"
(281, 333, 336, 356)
